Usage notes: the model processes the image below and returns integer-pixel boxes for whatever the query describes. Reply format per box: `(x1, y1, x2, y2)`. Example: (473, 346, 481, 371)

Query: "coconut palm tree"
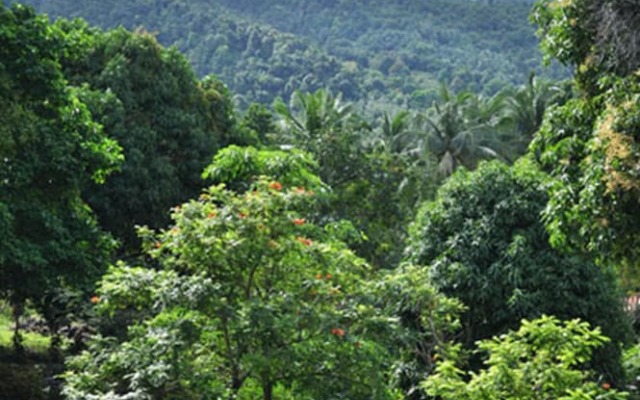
(272, 89, 366, 185)
(273, 88, 354, 144)
(411, 86, 511, 176)
(364, 110, 412, 154)
(504, 73, 565, 140)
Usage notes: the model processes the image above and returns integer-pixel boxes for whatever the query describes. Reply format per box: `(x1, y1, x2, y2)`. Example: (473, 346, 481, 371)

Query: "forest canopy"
(23, 0, 566, 110)
(2, 1, 640, 400)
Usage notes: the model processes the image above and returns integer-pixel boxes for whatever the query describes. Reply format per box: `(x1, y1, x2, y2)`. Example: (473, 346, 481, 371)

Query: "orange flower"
(602, 383, 611, 390)
(292, 218, 305, 226)
(154, 241, 162, 249)
(269, 181, 283, 191)
(238, 212, 248, 219)
(316, 273, 323, 280)
(90, 296, 100, 304)
(208, 211, 216, 219)
(296, 237, 312, 246)
(325, 273, 332, 280)
(330, 328, 345, 337)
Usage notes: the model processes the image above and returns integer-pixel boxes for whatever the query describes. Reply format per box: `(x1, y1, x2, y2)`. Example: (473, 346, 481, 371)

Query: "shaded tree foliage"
(0, 3, 121, 349)
(53, 20, 233, 253)
(273, 89, 441, 268)
(405, 161, 632, 384)
(410, 87, 515, 176)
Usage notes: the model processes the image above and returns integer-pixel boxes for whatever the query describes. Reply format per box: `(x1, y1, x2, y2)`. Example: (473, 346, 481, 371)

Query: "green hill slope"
(23, 0, 564, 110)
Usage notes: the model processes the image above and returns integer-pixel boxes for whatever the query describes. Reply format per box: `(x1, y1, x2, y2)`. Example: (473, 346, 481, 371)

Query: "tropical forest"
(1, 0, 640, 399)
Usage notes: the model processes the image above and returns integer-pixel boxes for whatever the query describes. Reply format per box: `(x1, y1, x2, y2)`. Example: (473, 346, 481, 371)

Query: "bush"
(424, 315, 628, 399)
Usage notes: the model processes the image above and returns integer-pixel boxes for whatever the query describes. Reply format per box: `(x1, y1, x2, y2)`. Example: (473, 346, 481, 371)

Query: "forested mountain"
(23, 0, 565, 110)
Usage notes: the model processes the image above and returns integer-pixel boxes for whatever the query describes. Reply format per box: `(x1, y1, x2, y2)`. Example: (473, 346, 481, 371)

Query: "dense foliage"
(405, 161, 631, 383)
(0, 3, 122, 349)
(202, 145, 325, 193)
(63, 176, 460, 400)
(425, 316, 628, 399)
(23, 0, 566, 110)
(531, 0, 640, 274)
(2, 1, 639, 399)
(48, 20, 234, 254)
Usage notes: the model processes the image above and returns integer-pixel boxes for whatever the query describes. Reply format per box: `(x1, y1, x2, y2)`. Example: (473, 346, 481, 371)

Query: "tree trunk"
(49, 332, 62, 361)
(11, 299, 24, 354)
(262, 380, 273, 400)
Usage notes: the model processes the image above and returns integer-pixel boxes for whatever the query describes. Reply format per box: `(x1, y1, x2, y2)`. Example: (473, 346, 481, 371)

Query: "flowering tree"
(64, 179, 403, 400)
(530, 0, 640, 273)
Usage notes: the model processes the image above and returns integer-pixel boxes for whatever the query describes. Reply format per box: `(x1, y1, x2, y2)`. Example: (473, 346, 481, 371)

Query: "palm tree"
(272, 89, 366, 185)
(273, 89, 354, 145)
(412, 86, 510, 176)
(364, 110, 412, 154)
(504, 73, 565, 141)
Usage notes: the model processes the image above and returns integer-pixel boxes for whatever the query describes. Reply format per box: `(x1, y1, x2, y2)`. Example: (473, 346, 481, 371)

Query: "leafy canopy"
(424, 315, 628, 400)
(53, 20, 231, 253)
(405, 160, 631, 382)
(64, 178, 404, 400)
(531, 0, 640, 269)
(0, 3, 121, 347)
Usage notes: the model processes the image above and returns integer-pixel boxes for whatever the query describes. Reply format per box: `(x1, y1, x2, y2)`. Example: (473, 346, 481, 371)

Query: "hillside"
(23, 0, 565, 110)
(3, 2, 640, 399)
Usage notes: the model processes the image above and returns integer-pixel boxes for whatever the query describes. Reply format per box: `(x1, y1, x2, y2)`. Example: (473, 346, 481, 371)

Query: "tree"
(202, 145, 324, 194)
(240, 102, 277, 145)
(532, 0, 640, 83)
(405, 160, 632, 383)
(364, 111, 412, 155)
(273, 89, 364, 185)
(54, 20, 231, 254)
(504, 73, 566, 138)
(63, 178, 403, 400)
(424, 316, 628, 399)
(530, 0, 640, 270)
(411, 86, 512, 176)
(355, 111, 442, 268)
(380, 263, 465, 400)
(365, 110, 441, 215)
(532, 84, 640, 271)
(273, 89, 431, 268)
(0, 3, 122, 350)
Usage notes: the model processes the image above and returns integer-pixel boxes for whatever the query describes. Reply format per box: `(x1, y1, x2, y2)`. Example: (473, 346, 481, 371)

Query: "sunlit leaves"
(531, 70, 640, 270)
(424, 316, 628, 400)
(65, 178, 404, 399)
